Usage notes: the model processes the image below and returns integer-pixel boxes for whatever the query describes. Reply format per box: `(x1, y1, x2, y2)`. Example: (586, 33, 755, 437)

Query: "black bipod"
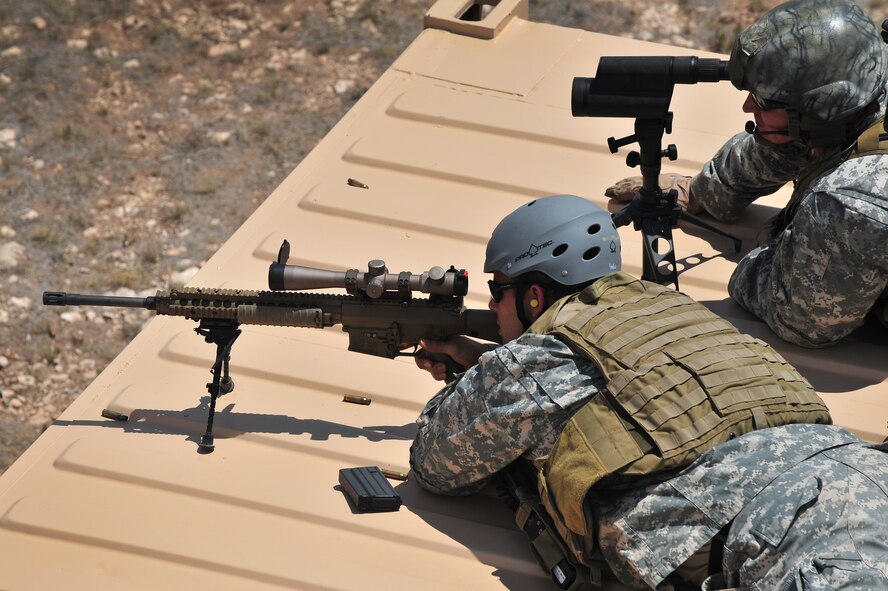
(609, 116, 741, 289)
(194, 318, 241, 453)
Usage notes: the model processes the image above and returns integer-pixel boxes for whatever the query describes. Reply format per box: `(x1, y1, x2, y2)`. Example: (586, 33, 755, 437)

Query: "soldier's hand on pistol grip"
(413, 336, 489, 382)
(605, 173, 703, 214)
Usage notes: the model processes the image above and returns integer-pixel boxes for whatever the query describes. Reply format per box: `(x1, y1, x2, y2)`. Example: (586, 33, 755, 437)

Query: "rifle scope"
(268, 241, 468, 299)
(571, 56, 729, 119)
(268, 262, 468, 298)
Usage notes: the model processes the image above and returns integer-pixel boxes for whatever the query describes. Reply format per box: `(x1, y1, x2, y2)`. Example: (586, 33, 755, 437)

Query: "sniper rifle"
(43, 240, 500, 453)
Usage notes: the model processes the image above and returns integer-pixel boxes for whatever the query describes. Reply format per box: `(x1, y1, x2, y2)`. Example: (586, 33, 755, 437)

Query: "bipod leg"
(194, 320, 241, 454)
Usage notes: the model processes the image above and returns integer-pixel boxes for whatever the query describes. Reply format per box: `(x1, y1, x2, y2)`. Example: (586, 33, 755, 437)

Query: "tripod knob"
(663, 144, 678, 161)
(608, 134, 638, 154)
(626, 151, 641, 167)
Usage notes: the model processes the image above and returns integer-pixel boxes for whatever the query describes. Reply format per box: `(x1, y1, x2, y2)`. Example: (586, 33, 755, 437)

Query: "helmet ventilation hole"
(588, 224, 601, 235)
(552, 244, 568, 257)
(583, 247, 600, 261)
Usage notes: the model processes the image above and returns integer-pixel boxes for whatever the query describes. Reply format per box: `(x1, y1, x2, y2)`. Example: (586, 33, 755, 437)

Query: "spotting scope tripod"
(572, 56, 741, 289)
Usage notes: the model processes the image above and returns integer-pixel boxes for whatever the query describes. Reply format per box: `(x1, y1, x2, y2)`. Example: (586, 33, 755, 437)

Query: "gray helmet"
(727, 0, 887, 145)
(484, 195, 620, 285)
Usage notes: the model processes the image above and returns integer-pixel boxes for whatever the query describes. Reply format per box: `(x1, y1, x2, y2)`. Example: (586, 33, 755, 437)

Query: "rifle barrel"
(43, 291, 155, 310)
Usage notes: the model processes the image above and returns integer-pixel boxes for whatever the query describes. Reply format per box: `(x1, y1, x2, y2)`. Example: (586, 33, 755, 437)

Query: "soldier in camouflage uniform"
(596, 424, 888, 590)
(607, 0, 888, 348)
(409, 195, 888, 590)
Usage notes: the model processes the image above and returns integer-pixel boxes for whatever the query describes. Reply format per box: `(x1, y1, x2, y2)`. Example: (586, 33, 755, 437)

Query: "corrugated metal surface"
(2, 1, 885, 589)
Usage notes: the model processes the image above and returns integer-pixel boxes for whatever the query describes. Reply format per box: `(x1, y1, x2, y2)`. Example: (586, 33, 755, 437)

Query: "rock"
(9, 296, 31, 309)
(0, 128, 16, 148)
(0, 46, 22, 58)
(209, 130, 232, 144)
(1, 25, 22, 40)
(122, 15, 145, 30)
(60, 311, 84, 323)
(93, 47, 117, 60)
(0, 242, 26, 269)
(123, 59, 141, 69)
(228, 18, 248, 32)
(333, 79, 355, 95)
(17, 374, 36, 387)
(208, 42, 238, 58)
(0, 355, 9, 369)
(0, 226, 16, 238)
(170, 266, 200, 286)
(19, 208, 39, 221)
(0, 74, 10, 86)
(31, 16, 47, 31)
(67, 39, 88, 51)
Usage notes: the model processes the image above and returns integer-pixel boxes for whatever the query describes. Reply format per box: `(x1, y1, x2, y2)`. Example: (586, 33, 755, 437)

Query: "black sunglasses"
(487, 280, 516, 303)
(751, 92, 784, 112)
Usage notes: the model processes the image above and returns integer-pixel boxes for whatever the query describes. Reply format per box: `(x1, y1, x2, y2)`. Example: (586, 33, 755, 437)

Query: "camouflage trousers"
(716, 442, 888, 590)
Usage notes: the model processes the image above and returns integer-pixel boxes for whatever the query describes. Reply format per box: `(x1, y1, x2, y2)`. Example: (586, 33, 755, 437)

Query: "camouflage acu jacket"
(689, 130, 888, 347)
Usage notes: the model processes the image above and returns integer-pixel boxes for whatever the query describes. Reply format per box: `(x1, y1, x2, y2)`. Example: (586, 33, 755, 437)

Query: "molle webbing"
(533, 273, 830, 536)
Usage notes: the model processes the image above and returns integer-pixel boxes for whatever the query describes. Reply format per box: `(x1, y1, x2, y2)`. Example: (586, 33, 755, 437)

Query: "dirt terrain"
(1, 0, 885, 473)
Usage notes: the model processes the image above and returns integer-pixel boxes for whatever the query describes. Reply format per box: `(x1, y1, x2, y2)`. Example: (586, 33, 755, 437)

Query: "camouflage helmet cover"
(727, 0, 887, 124)
(484, 195, 621, 286)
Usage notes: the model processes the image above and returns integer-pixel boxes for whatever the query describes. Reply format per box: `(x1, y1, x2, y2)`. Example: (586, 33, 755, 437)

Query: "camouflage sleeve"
(409, 333, 604, 496)
(690, 132, 812, 223)
(728, 154, 888, 347)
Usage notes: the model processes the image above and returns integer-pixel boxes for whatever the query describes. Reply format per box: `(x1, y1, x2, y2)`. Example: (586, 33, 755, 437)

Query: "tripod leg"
(641, 217, 680, 289)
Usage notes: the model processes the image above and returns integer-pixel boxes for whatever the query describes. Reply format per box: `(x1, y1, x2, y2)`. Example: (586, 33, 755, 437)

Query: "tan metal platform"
(2, 1, 885, 589)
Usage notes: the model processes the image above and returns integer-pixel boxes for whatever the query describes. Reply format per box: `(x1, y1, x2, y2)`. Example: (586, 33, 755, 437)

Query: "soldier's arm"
(409, 335, 604, 495)
(690, 132, 812, 223)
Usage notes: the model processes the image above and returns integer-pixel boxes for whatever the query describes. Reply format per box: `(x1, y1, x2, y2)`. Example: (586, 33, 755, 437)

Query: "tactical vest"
(528, 272, 831, 556)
